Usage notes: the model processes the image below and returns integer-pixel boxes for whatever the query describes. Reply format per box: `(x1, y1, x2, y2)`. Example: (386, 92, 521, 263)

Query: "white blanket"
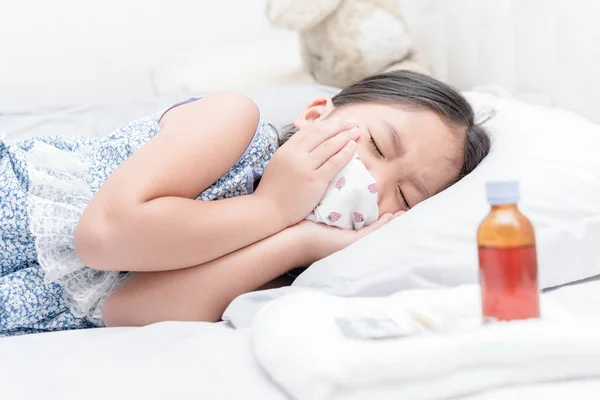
(251, 285, 600, 400)
(3, 282, 600, 400)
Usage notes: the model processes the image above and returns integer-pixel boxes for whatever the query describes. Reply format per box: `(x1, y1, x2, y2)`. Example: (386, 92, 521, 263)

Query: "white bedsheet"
(0, 322, 284, 400)
(1, 279, 600, 400)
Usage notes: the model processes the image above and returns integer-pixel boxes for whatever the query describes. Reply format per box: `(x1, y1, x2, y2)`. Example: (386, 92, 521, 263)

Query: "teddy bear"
(265, 0, 430, 88)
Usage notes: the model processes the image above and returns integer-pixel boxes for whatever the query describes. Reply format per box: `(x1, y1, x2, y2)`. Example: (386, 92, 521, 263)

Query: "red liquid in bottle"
(477, 181, 540, 322)
(478, 245, 540, 321)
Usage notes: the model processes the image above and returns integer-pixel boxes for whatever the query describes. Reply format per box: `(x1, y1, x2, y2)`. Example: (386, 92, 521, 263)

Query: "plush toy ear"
(265, 0, 343, 32)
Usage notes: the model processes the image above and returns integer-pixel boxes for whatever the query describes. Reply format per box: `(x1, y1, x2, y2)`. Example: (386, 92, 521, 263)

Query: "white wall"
(0, 0, 277, 110)
(398, 0, 600, 123)
(2, 0, 600, 125)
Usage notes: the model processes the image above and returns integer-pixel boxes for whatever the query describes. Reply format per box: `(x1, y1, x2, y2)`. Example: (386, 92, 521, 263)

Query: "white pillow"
(2, 85, 338, 141)
(152, 35, 313, 97)
(224, 91, 600, 328)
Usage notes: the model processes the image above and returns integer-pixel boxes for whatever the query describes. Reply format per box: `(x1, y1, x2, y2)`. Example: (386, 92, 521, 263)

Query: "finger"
(364, 213, 394, 232)
(309, 127, 360, 169)
(354, 213, 394, 239)
(298, 119, 359, 152)
(316, 139, 357, 179)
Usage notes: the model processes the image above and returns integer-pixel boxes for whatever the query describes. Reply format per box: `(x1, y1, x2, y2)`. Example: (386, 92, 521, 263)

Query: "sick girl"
(0, 71, 490, 336)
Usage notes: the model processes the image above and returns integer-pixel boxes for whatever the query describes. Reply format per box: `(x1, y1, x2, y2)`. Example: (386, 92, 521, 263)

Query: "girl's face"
(295, 98, 462, 216)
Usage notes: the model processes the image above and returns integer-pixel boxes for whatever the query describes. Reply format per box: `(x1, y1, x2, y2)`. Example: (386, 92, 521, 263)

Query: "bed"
(2, 277, 600, 400)
(2, 81, 600, 399)
(3, 1, 600, 398)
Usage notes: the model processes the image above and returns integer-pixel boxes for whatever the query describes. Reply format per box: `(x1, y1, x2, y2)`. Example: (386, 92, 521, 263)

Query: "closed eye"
(398, 185, 410, 209)
(369, 135, 384, 158)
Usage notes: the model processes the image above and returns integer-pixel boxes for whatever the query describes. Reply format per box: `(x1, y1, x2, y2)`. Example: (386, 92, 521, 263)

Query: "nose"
(377, 198, 399, 216)
(373, 175, 403, 216)
(371, 176, 387, 214)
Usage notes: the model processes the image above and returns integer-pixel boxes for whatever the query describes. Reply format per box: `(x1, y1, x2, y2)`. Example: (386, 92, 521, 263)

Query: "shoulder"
(159, 92, 260, 139)
(145, 93, 266, 192)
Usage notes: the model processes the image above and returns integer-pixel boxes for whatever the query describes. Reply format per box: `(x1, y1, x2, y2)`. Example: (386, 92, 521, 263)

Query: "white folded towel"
(251, 285, 600, 400)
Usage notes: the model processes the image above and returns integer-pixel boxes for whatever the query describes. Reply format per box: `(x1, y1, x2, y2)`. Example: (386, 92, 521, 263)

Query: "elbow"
(74, 212, 120, 271)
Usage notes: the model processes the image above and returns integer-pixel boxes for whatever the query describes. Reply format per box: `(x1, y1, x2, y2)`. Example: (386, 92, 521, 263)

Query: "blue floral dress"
(0, 98, 279, 337)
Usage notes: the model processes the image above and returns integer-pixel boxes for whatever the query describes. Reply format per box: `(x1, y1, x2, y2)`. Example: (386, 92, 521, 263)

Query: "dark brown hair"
(281, 70, 491, 184)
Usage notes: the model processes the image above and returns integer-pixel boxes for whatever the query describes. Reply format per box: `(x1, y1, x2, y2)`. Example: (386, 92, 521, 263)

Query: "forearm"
(101, 225, 310, 327)
(76, 193, 286, 271)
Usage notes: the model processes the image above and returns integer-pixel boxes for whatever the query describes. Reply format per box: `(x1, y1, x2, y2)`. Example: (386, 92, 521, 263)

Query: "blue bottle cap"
(486, 180, 519, 205)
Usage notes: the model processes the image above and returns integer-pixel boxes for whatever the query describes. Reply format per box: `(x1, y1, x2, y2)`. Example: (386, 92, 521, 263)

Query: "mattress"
(2, 95, 600, 399)
(1, 278, 599, 400)
(0, 322, 283, 400)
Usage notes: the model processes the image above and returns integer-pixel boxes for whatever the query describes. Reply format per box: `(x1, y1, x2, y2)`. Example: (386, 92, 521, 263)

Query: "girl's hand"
(254, 119, 361, 227)
(293, 213, 397, 265)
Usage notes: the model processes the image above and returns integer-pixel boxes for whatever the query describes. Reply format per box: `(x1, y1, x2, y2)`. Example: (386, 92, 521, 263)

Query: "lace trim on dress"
(26, 142, 127, 326)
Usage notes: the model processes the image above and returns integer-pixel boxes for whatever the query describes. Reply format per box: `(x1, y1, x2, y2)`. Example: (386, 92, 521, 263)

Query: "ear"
(265, 0, 343, 32)
(293, 97, 335, 130)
